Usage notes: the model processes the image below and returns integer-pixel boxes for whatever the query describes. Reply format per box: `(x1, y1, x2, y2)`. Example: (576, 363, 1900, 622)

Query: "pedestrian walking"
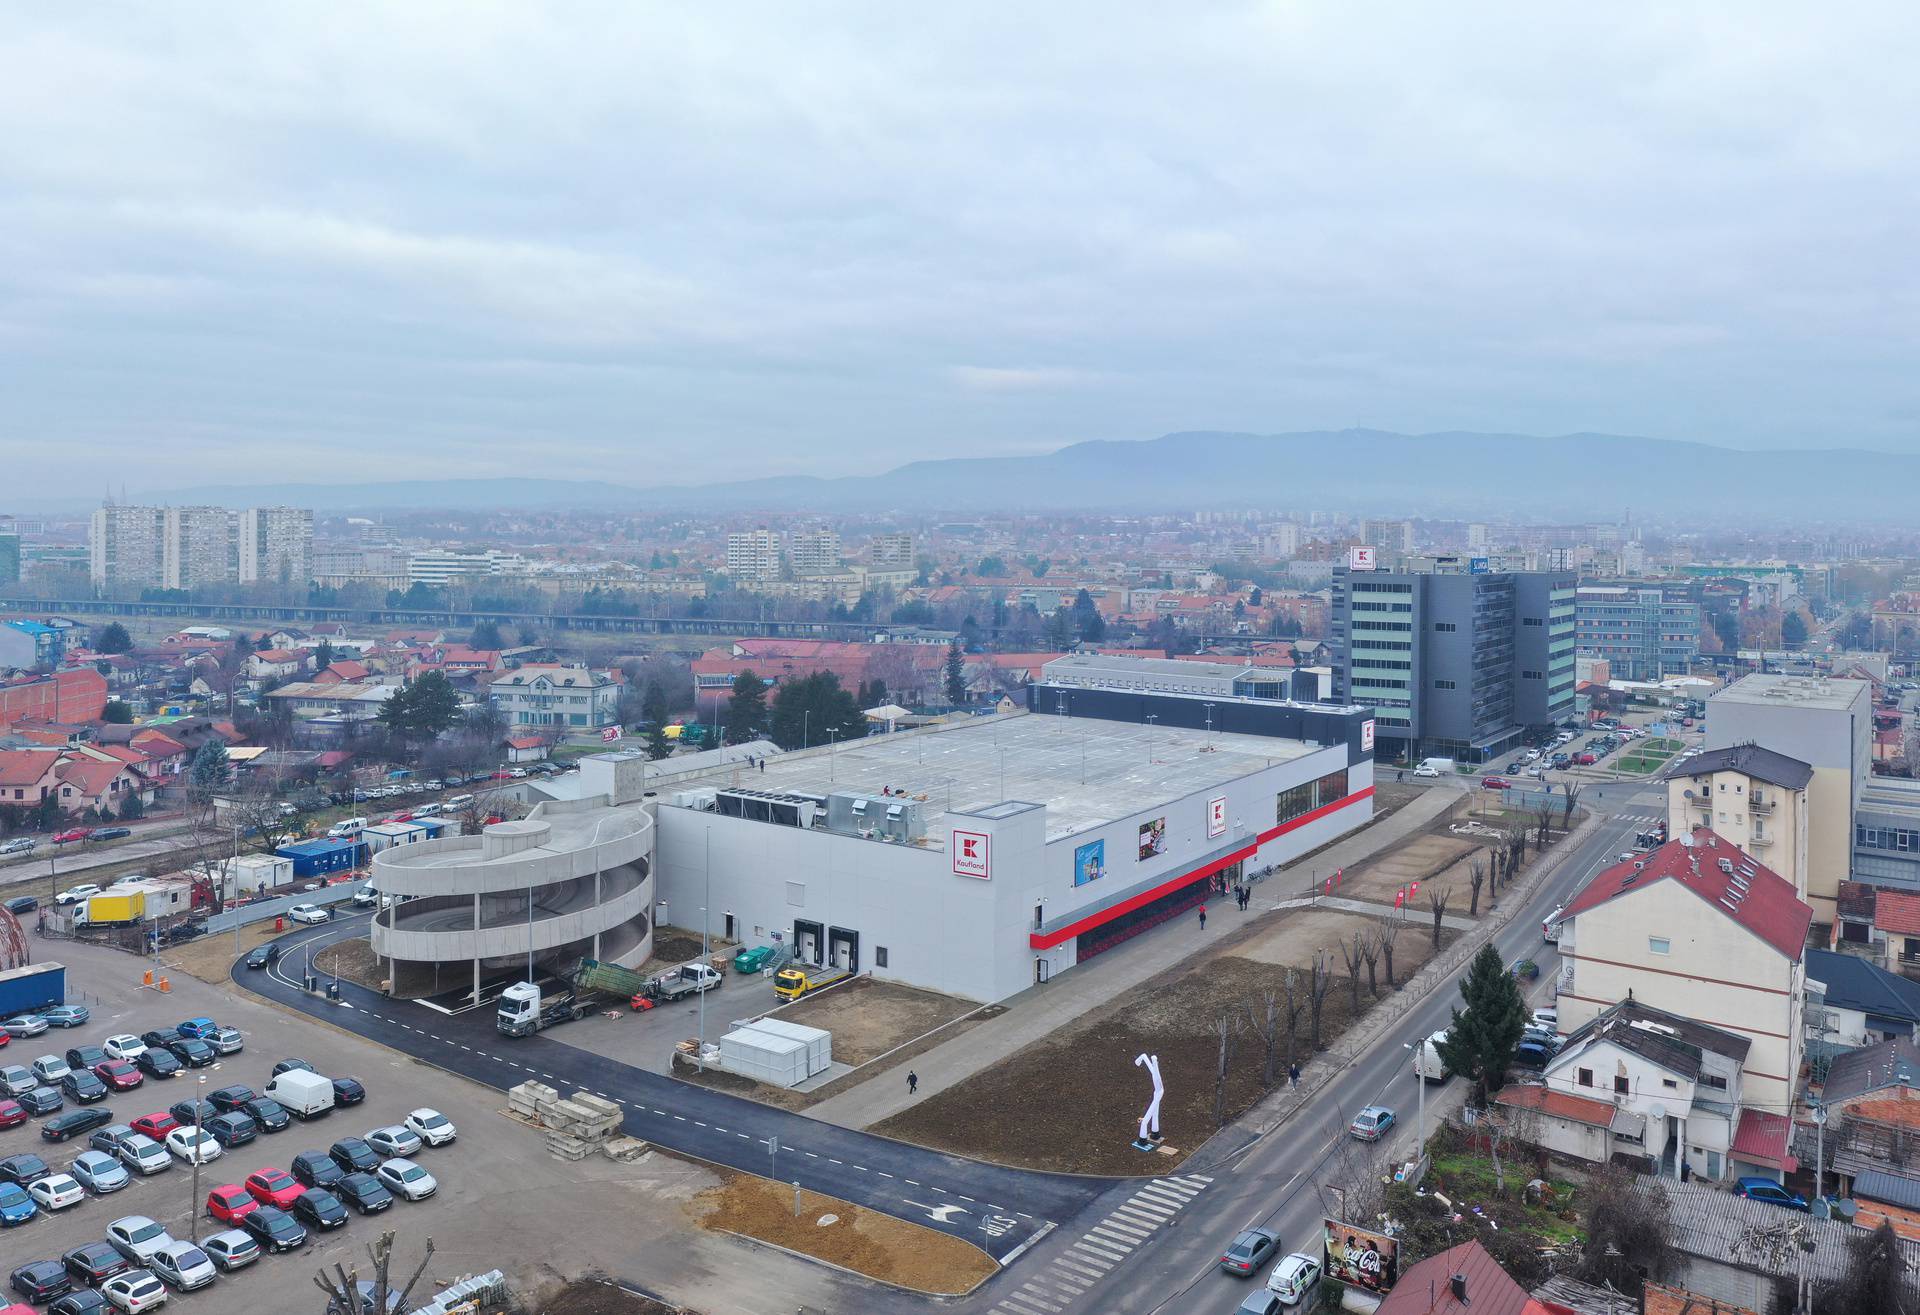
(1198, 905, 1207, 930)
(907, 1070, 918, 1095)
(1288, 1063, 1300, 1087)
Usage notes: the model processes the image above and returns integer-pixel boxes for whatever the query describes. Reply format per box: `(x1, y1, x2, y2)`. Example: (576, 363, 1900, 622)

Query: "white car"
(56, 883, 101, 905)
(102, 1269, 170, 1312)
(108, 1214, 177, 1264)
(287, 903, 330, 925)
(373, 1157, 437, 1201)
(404, 1108, 456, 1147)
(103, 1034, 148, 1061)
(29, 1171, 86, 1211)
(30, 1054, 69, 1083)
(1411, 764, 1439, 778)
(148, 1240, 217, 1292)
(164, 1126, 222, 1164)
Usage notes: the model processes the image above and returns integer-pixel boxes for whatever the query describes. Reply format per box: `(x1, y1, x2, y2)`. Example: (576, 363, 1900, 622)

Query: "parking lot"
(0, 935, 855, 1315)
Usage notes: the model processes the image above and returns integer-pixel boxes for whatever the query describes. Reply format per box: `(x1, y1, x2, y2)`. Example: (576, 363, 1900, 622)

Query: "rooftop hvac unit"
(1718, 858, 1735, 873)
(715, 789, 819, 830)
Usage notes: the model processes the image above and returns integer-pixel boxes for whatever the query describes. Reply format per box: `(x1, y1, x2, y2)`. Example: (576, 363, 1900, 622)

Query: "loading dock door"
(792, 918, 825, 965)
(827, 927, 859, 972)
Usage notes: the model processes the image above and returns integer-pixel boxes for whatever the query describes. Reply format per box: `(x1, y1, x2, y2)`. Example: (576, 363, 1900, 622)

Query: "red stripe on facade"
(1029, 786, 1373, 951)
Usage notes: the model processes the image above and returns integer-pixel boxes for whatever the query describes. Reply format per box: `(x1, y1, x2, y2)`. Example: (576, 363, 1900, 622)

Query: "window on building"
(1700, 1073, 1727, 1090)
(1434, 622, 1457, 632)
(1434, 679, 1456, 690)
(1649, 936, 1671, 954)
(1523, 617, 1542, 626)
(875, 946, 888, 968)
(1034, 905, 1044, 930)
(1661, 1078, 1678, 1090)
(1576, 1068, 1593, 1088)
(1614, 1074, 1630, 1095)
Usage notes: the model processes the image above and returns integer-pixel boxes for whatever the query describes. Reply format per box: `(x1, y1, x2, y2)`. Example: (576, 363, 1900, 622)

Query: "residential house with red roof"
(1373, 1240, 1550, 1315)
(0, 749, 63, 809)
(311, 660, 372, 686)
(246, 648, 307, 680)
(1557, 829, 1812, 1111)
(691, 640, 946, 711)
(53, 755, 145, 815)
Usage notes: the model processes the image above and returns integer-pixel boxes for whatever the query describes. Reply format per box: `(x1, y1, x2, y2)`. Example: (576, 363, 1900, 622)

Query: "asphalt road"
(232, 914, 1107, 1264)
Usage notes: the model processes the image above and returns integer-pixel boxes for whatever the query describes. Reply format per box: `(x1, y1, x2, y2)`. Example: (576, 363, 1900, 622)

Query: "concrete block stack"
(506, 1080, 558, 1124)
(541, 1091, 623, 1161)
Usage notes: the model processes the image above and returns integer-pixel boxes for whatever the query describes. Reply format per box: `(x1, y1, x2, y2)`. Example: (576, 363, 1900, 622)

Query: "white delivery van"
(327, 818, 367, 839)
(266, 1069, 336, 1119)
(1411, 1029, 1450, 1082)
(443, 794, 474, 812)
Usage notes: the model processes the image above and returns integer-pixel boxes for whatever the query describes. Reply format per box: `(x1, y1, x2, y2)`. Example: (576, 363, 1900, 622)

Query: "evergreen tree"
(1436, 943, 1529, 1105)
(313, 638, 335, 670)
(645, 721, 674, 760)
(189, 740, 232, 800)
(1045, 608, 1075, 651)
(723, 671, 769, 745)
(1249, 586, 1263, 607)
(944, 641, 967, 705)
(404, 671, 462, 737)
(469, 620, 505, 649)
(102, 700, 133, 724)
(117, 794, 145, 821)
(642, 681, 669, 729)
(94, 622, 133, 654)
(770, 671, 867, 750)
(1815, 1218, 1915, 1315)
(1782, 611, 1809, 648)
(1073, 589, 1106, 641)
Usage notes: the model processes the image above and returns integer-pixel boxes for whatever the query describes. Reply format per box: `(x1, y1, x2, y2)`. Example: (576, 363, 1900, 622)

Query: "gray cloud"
(2, 2, 1916, 501)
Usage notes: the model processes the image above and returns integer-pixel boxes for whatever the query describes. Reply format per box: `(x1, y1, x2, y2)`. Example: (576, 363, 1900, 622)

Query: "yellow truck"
(772, 965, 851, 1002)
(79, 891, 145, 926)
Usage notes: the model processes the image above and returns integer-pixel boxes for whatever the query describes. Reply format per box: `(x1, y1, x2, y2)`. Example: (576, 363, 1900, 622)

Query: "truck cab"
(497, 983, 543, 1036)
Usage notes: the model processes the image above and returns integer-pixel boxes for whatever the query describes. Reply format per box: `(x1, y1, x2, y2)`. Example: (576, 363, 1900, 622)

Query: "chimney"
(1450, 1272, 1470, 1304)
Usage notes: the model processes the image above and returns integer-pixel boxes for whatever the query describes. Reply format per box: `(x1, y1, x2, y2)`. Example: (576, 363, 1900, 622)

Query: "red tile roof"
(1559, 829, 1811, 960)
(0, 750, 58, 787)
(1642, 1283, 1757, 1315)
(1876, 890, 1920, 937)
(1375, 1241, 1548, 1315)
(1730, 1109, 1798, 1172)
(1494, 1084, 1622, 1129)
(54, 758, 130, 796)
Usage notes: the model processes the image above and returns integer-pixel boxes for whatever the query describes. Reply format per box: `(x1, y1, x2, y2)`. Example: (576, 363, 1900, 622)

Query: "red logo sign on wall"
(601, 727, 622, 742)
(952, 829, 992, 879)
(1207, 795, 1228, 839)
(1360, 719, 1375, 753)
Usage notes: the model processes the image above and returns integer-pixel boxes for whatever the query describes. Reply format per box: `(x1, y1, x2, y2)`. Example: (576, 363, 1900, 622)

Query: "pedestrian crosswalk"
(991, 1175, 1212, 1315)
(1613, 810, 1663, 824)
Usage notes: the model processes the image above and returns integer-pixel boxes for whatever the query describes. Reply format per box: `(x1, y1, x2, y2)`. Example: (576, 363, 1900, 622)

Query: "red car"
(51, 828, 89, 844)
(245, 1167, 305, 1209)
(1573, 752, 1598, 766)
(1479, 776, 1511, 789)
(207, 1183, 260, 1224)
(0, 1099, 25, 1128)
(387, 811, 413, 823)
(93, 1059, 144, 1091)
(131, 1112, 179, 1140)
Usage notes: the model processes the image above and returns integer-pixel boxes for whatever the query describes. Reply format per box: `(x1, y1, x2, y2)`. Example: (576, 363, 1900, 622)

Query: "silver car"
(107, 1213, 177, 1264)
(373, 1157, 436, 1201)
(148, 1240, 217, 1292)
(201, 1229, 259, 1273)
(210, 1027, 245, 1056)
(0, 1064, 33, 1096)
(1, 1014, 47, 1038)
(116, 1134, 172, 1176)
(30, 1054, 69, 1084)
(365, 1124, 422, 1159)
(71, 1148, 132, 1193)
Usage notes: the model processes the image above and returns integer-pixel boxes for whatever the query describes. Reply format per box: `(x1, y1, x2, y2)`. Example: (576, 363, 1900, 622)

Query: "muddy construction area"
(775, 977, 983, 1066)
(313, 936, 385, 988)
(527, 1280, 689, 1315)
(875, 907, 1457, 1175)
(688, 1171, 997, 1295)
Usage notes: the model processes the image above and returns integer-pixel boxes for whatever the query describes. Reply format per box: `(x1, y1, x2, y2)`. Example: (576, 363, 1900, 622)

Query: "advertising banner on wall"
(1322, 1218, 1399, 1294)
(1207, 795, 1228, 839)
(1137, 817, 1167, 861)
(1347, 546, 1377, 571)
(1361, 719, 1375, 753)
(951, 830, 991, 879)
(1073, 839, 1107, 887)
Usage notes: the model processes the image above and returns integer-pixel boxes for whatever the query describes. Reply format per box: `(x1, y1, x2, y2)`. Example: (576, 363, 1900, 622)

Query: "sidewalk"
(807, 783, 1465, 1130)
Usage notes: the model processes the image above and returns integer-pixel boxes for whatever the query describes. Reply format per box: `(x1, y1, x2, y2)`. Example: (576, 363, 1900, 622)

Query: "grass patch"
(1421, 1150, 1585, 1246)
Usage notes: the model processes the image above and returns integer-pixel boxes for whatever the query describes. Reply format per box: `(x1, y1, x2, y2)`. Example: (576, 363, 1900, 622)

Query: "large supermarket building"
(651, 692, 1375, 1002)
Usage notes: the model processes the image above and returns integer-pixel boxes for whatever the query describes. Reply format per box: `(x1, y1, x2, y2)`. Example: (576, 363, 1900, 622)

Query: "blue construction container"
(276, 836, 368, 877)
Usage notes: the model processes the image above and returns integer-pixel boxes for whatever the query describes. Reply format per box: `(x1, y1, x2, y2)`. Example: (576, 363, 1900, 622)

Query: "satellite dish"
(1649, 1103, 1667, 1122)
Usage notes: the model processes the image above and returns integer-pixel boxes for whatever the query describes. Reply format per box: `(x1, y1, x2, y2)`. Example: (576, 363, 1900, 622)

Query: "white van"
(327, 818, 367, 839)
(443, 794, 474, 811)
(410, 802, 441, 818)
(1411, 1029, 1450, 1082)
(1267, 1252, 1323, 1306)
(266, 1069, 336, 1119)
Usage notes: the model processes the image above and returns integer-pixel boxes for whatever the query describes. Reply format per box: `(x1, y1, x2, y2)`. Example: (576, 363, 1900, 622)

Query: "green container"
(734, 945, 773, 974)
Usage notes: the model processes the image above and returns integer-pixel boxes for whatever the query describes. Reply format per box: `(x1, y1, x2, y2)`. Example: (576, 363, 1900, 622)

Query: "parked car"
(0, 1151, 53, 1184)
(20, 1086, 63, 1115)
(204, 1113, 257, 1150)
(105, 1215, 176, 1265)
(240, 1204, 308, 1253)
(242, 943, 282, 970)
(61, 1070, 109, 1105)
(1220, 1226, 1280, 1276)
(330, 1076, 366, 1107)
(162, 1039, 214, 1069)
(244, 1168, 304, 1209)
(270, 1058, 315, 1077)
(173, 1020, 218, 1041)
(0, 1064, 32, 1096)
(3, 1015, 48, 1038)
(328, 1137, 380, 1174)
(1, 896, 36, 918)
(70, 1149, 131, 1194)
(129, 1112, 177, 1141)
(0, 1098, 23, 1128)
(51, 1286, 110, 1313)
(9, 1258, 71, 1304)
(334, 1170, 392, 1214)
(0, 1179, 39, 1225)
(199, 1230, 258, 1273)
(93, 1061, 143, 1093)
(164, 1127, 221, 1165)
(134, 1050, 180, 1081)
(100, 1269, 168, 1312)
(89, 1124, 136, 1155)
(1735, 1176, 1808, 1211)
(207, 1085, 255, 1114)
(51, 831, 90, 846)
(365, 1125, 422, 1159)
(167, 1099, 216, 1129)
(65, 1046, 108, 1072)
(242, 1097, 290, 1133)
(209, 1028, 244, 1056)
(291, 1149, 345, 1190)
(1512, 1041, 1556, 1071)
(102, 1037, 147, 1062)
(145, 1242, 214, 1294)
(60, 1240, 131, 1289)
(42, 1108, 115, 1143)
(139, 1030, 181, 1052)
(374, 1157, 436, 1202)
(30, 1172, 85, 1211)
(115, 1136, 171, 1177)
(403, 1108, 456, 1147)
(204, 1184, 257, 1225)
(1348, 1105, 1396, 1142)
(292, 1186, 349, 1231)
(43, 1006, 90, 1028)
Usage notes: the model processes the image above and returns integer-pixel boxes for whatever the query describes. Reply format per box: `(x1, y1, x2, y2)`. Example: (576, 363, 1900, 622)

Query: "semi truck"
(0, 962, 65, 1016)
(497, 981, 593, 1037)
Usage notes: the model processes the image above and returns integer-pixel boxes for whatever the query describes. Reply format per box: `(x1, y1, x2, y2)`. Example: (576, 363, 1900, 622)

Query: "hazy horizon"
(5, 4, 1917, 501)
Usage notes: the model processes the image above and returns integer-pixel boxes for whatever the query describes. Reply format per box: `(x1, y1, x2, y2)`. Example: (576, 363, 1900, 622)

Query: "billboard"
(1468, 556, 1490, 574)
(601, 726, 622, 742)
(1207, 795, 1228, 839)
(1360, 719, 1375, 753)
(1073, 839, 1107, 887)
(951, 830, 991, 879)
(1347, 546, 1377, 571)
(1323, 1218, 1399, 1294)
(1137, 817, 1167, 861)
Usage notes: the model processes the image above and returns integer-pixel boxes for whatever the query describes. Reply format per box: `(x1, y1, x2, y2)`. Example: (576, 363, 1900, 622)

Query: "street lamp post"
(1402, 1040, 1427, 1160)
(189, 1072, 207, 1244)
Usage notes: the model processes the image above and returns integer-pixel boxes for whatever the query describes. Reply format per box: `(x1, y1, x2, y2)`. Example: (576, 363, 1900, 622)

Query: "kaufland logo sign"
(952, 829, 991, 879)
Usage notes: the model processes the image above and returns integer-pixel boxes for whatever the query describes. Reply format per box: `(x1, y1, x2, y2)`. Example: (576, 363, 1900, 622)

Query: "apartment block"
(237, 506, 313, 585)
(868, 532, 915, 568)
(1331, 558, 1576, 762)
(788, 529, 843, 574)
(726, 530, 781, 581)
(1577, 584, 1701, 679)
(162, 506, 236, 589)
(88, 505, 166, 589)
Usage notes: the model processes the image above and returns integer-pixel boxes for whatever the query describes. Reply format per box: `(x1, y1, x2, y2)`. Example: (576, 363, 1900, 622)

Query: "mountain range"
(149, 428, 1885, 519)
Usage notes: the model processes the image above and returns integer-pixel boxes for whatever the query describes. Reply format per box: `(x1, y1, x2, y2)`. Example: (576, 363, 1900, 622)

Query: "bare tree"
(1426, 884, 1452, 949)
(1211, 1010, 1243, 1128)
(1468, 857, 1486, 917)
(1357, 929, 1381, 998)
(1250, 980, 1302, 1090)
(312, 1231, 436, 1315)
(1338, 933, 1366, 1013)
(1281, 967, 1302, 1073)
(1378, 917, 1402, 989)
(1560, 782, 1580, 831)
(1308, 950, 1334, 1051)
(1320, 1117, 1391, 1227)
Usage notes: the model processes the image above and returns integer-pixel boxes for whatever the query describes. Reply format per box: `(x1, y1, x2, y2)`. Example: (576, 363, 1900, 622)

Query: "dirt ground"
(874, 906, 1457, 1175)
(1333, 832, 1483, 906)
(775, 977, 982, 1066)
(529, 1280, 690, 1315)
(688, 1170, 997, 1295)
(643, 927, 711, 970)
(160, 919, 280, 984)
(313, 935, 385, 988)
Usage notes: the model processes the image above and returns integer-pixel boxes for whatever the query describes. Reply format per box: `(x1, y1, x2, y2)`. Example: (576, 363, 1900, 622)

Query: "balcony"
(1750, 794, 1774, 815)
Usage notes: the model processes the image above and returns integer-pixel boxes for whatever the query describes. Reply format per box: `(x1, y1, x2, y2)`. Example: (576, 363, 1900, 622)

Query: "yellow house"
(1665, 743, 1812, 900)
(1557, 829, 1811, 1112)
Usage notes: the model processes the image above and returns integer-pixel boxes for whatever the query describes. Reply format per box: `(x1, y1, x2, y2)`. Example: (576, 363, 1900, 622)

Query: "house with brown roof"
(311, 660, 372, 686)
(1492, 1082, 1640, 1166)
(1374, 1240, 1550, 1315)
(0, 749, 63, 808)
(53, 755, 146, 814)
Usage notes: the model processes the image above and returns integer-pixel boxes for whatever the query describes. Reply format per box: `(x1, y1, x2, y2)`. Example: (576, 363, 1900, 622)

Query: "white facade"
(787, 530, 842, 573)
(237, 507, 313, 585)
(488, 665, 622, 730)
(408, 549, 530, 585)
(162, 507, 236, 589)
(88, 506, 165, 589)
(726, 530, 781, 580)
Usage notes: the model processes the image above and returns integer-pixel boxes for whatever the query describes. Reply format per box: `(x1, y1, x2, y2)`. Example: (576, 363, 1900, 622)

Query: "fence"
(201, 883, 362, 933)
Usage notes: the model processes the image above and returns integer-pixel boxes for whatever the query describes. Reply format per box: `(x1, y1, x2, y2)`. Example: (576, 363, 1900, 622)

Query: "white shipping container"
(717, 1025, 810, 1088)
(228, 854, 296, 899)
(743, 1017, 832, 1077)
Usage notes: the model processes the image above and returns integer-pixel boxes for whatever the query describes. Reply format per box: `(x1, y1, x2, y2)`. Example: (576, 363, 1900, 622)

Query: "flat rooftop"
(1712, 673, 1870, 711)
(663, 711, 1323, 845)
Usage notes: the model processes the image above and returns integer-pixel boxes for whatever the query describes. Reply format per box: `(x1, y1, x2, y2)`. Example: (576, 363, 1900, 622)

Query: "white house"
(487, 664, 622, 731)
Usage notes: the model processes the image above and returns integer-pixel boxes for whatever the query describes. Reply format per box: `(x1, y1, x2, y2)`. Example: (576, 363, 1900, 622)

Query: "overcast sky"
(4, 4, 1916, 502)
